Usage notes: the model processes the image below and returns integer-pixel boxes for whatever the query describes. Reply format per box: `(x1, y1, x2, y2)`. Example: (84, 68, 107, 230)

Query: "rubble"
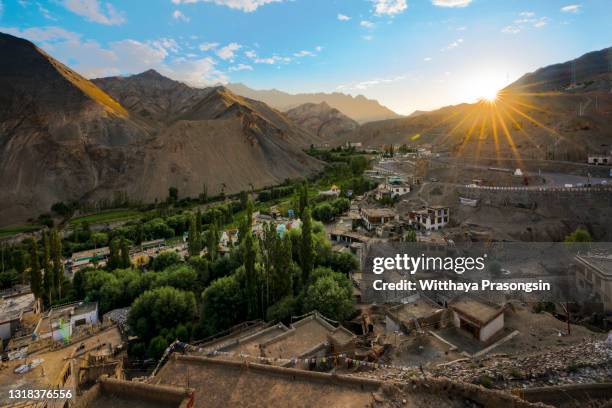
(350, 340, 612, 391)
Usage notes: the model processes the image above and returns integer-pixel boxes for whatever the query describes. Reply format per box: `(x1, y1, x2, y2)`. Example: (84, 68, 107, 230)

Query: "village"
(0, 142, 611, 408)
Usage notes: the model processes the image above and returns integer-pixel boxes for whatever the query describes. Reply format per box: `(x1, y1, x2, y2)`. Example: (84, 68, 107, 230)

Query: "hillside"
(0, 32, 323, 226)
(285, 102, 358, 140)
(227, 83, 400, 124)
(344, 47, 612, 161)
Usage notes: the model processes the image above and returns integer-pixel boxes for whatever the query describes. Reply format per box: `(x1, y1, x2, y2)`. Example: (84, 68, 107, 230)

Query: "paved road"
(374, 158, 609, 189)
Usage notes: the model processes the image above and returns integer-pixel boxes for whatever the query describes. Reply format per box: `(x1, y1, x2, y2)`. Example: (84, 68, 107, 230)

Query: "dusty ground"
(0, 326, 122, 405)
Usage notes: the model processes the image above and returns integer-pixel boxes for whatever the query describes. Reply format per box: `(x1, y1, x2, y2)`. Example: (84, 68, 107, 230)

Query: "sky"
(0, 0, 611, 115)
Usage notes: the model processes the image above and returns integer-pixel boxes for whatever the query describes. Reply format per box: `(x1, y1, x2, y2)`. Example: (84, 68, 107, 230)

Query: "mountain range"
(226, 83, 401, 124)
(0, 32, 323, 226)
(1, 29, 610, 226)
(343, 47, 612, 160)
(284, 102, 358, 140)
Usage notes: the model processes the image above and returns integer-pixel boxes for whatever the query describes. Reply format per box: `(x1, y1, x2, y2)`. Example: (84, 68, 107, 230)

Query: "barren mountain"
(227, 83, 400, 124)
(344, 47, 612, 161)
(0, 32, 322, 226)
(285, 102, 359, 140)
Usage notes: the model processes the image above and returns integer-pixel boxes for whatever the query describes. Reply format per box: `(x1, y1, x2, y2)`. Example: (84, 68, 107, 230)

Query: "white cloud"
(337, 13, 350, 21)
(315, 45, 323, 52)
(360, 20, 374, 29)
(199, 42, 219, 51)
(431, 0, 472, 7)
(294, 50, 315, 57)
(371, 0, 407, 16)
(561, 4, 581, 13)
(1, 26, 227, 86)
(171, 0, 284, 13)
(440, 38, 463, 51)
(424, 57, 432, 62)
(244, 50, 291, 64)
(501, 25, 521, 34)
(172, 9, 190, 22)
(62, 0, 126, 25)
(533, 17, 549, 28)
(228, 63, 253, 71)
(37, 3, 57, 20)
(216, 42, 241, 60)
(362, 35, 373, 41)
(504, 12, 549, 33)
(337, 75, 406, 91)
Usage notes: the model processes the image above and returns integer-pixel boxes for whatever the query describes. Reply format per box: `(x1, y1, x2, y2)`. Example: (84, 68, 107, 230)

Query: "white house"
(449, 297, 505, 343)
(375, 182, 411, 200)
(359, 208, 398, 231)
(408, 206, 449, 231)
(35, 301, 98, 342)
(0, 292, 37, 341)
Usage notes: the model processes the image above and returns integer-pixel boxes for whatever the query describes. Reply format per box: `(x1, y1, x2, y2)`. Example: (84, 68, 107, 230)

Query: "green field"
(0, 225, 41, 238)
(69, 209, 142, 226)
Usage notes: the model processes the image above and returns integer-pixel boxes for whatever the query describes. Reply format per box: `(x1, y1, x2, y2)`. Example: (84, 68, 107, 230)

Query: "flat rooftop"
(261, 315, 338, 360)
(221, 323, 288, 356)
(152, 355, 378, 408)
(76, 378, 190, 408)
(576, 254, 612, 278)
(449, 297, 503, 325)
(361, 208, 397, 218)
(0, 292, 35, 323)
(388, 299, 443, 323)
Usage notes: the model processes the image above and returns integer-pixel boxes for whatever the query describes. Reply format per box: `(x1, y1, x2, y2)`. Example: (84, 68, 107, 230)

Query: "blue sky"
(1, 0, 611, 114)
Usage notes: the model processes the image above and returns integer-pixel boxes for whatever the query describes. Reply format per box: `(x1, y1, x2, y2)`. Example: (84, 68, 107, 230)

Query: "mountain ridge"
(226, 82, 401, 124)
(0, 32, 323, 226)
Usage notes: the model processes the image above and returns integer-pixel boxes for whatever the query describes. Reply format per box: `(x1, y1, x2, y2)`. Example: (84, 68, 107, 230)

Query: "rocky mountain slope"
(344, 47, 612, 161)
(0, 32, 322, 226)
(227, 83, 400, 124)
(285, 102, 358, 140)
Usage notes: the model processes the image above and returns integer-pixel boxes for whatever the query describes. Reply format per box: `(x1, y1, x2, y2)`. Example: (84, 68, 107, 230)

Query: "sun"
(480, 89, 499, 103)
(462, 71, 506, 104)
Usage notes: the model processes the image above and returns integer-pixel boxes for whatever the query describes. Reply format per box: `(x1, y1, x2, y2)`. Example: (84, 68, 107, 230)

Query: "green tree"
(120, 238, 131, 268)
(200, 275, 246, 335)
(312, 203, 334, 223)
(29, 239, 42, 300)
(297, 182, 309, 218)
(107, 238, 121, 270)
(167, 187, 179, 204)
(243, 208, 258, 317)
(50, 229, 64, 299)
(206, 223, 218, 261)
(188, 214, 202, 257)
(129, 286, 197, 342)
(151, 251, 181, 271)
(148, 336, 169, 360)
(404, 229, 417, 243)
(266, 295, 297, 322)
(303, 272, 354, 321)
(299, 207, 314, 285)
(42, 231, 54, 304)
(564, 228, 593, 243)
(199, 183, 208, 204)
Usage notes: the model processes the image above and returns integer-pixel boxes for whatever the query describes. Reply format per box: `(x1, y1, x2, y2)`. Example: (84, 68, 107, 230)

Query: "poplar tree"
(120, 237, 131, 268)
(29, 238, 42, 300)
(299, 207, 314, 284)
(50, 229, 64, 299)
(42, 231, 53, 305)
